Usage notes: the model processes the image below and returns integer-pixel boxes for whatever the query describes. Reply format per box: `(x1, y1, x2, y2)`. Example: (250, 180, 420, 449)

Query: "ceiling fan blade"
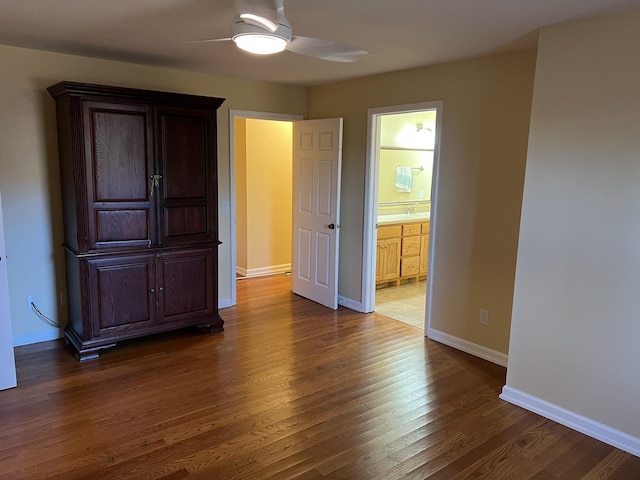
(287, 36, 369, 63)
(187, 38, 232, 44)
(235, 0, 281, 33)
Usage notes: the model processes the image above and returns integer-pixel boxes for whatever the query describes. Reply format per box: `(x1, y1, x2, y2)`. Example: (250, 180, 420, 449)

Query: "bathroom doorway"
(362, 102, 442, 332)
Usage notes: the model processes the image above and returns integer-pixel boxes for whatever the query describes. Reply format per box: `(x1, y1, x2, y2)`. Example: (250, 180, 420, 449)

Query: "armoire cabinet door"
(156, 107, 216, 246)
(83, 101, 156, 251)
(88, 254, 157, 339)
(157, 248, 216, 325)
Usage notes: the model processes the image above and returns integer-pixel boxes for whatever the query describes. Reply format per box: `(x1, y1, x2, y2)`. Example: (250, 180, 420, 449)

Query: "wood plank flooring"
(0, 274, 638, 479)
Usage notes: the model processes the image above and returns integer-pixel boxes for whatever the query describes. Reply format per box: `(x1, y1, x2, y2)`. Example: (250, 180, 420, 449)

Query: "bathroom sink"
(377, 212, 430, 224)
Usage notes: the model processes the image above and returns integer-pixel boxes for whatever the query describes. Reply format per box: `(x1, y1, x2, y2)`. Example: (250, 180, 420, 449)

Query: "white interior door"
(0, 190, 17, 390)
(292, 118, 343, 309)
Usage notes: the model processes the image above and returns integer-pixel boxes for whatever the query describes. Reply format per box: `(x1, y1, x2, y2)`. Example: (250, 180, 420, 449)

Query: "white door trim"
(0, 189, 17, 390)
(227, 109, 304, 307)
(362, 101, 443, 333)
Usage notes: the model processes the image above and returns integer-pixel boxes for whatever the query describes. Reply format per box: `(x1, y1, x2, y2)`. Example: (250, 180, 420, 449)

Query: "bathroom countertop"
(377, 212, 430, 224)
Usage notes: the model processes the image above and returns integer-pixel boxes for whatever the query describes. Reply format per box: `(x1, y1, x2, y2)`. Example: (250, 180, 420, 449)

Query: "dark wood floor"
(1, 275, 638, 479)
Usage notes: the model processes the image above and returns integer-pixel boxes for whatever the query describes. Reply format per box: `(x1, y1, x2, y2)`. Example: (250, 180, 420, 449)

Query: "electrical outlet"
(479, 309, 489, 325)
(26, 295, 36, 311)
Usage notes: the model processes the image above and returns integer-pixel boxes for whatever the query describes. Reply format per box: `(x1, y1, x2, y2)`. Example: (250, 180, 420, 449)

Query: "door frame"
(0, 189, 17, 390)
(361, 101, 443, 332)
(228, 109, 303, 306)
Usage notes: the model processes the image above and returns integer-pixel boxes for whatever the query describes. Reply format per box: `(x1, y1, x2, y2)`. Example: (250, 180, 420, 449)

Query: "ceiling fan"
(201, 0, 369, 62)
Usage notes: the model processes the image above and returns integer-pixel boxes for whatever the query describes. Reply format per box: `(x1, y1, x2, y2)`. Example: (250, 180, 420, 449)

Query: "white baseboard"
(13, 329, 63, 347)
(236, 264, 291, 278)
(427, 327, 508, 367)
(500, 385, 640, 457)
(338, 295, 363, 312)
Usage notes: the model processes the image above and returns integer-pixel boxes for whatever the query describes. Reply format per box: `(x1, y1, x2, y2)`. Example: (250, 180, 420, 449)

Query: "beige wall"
(308, 50, 537, 354)
(237, 119, 292, 275)
(506, 10, 640, 439)
(0, 44, 306, 343)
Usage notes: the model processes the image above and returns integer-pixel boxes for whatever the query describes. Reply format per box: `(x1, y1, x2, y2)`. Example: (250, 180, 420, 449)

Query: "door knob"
(328, 223, 335, 229)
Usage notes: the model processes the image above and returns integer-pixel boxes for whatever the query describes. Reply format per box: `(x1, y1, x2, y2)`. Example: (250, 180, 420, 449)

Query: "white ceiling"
(1, 0, 639, 87)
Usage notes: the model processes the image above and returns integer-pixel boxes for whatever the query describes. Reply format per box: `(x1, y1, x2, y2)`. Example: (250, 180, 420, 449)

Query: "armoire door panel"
(95, 209, 150, 244)
(160, 115, 207, 199)
(157, 248, 215, 324)
(156, 107, 215, 245)
(88, 255, 156, 338)
(91, 110, 148, 201)
(164, 206, 207, 237)
(83, 101, 156, 250)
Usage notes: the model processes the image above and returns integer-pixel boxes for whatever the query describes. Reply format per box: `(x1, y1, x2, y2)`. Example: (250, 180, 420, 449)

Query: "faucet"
(408, 202, 419, 214)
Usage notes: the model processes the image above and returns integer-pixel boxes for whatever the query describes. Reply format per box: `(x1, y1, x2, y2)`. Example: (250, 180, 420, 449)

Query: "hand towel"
(395, 166, 412, 192)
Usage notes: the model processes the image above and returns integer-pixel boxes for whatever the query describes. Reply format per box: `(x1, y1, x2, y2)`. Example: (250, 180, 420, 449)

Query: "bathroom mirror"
(378, 112, 435, 205)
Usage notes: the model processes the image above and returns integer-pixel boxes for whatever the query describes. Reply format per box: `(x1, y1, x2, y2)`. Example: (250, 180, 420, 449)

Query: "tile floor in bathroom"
(375, 280, 427, 330)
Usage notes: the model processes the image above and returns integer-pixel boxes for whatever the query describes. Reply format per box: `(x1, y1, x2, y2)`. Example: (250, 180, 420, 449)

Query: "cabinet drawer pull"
(150, 287, 155, 293)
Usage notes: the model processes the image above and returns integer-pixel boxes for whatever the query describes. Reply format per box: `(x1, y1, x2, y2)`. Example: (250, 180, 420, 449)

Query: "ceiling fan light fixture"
(231, 16, 292, 56)
(239, 13, 278, 33)
(233, 33, 287, 55)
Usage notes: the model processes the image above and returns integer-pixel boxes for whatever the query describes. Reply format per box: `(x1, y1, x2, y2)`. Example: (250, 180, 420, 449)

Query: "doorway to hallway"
(228, 111, 344, 310)
(229, 110, 302, 307)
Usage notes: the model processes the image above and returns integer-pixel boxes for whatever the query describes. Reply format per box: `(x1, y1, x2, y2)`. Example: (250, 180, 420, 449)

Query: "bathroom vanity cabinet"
(48, 81, 225, 361)
(376, 220, 429, 287)
(419, 221, 430, 276)
(376, 225, 401, 284)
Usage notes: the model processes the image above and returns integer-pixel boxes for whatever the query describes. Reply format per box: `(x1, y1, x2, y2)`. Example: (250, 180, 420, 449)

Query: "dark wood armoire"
(48, 82, 225, 361)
